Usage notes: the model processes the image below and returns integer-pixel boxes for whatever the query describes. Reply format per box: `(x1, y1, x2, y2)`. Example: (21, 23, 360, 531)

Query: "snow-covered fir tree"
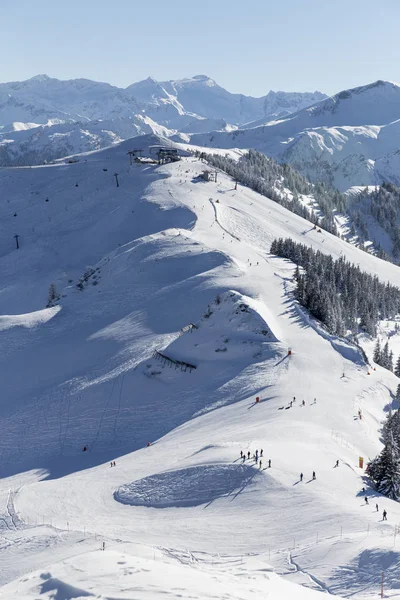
(395, 355, 400, 378)
(373, 340, 381, 364)
(370, 431, 400, 501)
(350, 182, 400, 262)
(270, 237, 400, 341)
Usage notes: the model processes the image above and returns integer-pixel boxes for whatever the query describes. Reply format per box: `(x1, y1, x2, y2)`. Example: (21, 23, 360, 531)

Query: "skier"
(113, 461, 116, 467)
(336, 459, 339, 467)
(293, 396, 296, 403)
(147, 442, 151, 447)
(268, 459, 271, 468)
(110, 462, 113, 467)
(290, 401, 293, 408)
(302, 400, 306, 407)
(300, 472, 303, 482)
(242, 455, 246, 463)
(383, 509, 387, 521)
(312, 471, 316, 480)
(365, 496, 369, 505)
(247, 451, 250, 459)
(259, 460, 262, 469)
(240, 450, 243, 458)
(83, 446, 87, 452)
(260, 449, 264, 457)
(255, 450, 259, 462)
(376, 503, 379, 512)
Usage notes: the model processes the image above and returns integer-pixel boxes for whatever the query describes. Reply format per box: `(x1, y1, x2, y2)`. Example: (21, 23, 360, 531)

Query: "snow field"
(1, 545, 333, 600)
(1, 142, 400, 596)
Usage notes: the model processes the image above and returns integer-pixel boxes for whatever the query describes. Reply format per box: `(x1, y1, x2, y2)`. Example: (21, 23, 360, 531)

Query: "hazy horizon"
(2, 0, 400, 96)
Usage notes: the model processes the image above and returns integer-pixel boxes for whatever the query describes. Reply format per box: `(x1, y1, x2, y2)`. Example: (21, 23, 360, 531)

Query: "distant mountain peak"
(192, 74, 213, 82)
(28, 74, 52, 83)
(175, 75, 217, 88)
(331, 79, 400, 102)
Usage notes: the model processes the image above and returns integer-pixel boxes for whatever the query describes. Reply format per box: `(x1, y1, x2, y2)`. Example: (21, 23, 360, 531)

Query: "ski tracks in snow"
(6, 490, 24, 530)
(209, 198, 241, 242)
(287, 550, 332, 594)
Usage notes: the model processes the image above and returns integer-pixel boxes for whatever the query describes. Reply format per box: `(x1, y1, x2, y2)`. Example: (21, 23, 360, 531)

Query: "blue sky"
(3, 0, 400, 95)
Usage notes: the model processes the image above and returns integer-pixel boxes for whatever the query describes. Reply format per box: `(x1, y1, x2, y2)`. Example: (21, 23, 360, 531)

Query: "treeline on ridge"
(201, 149, 346, 235)
(270, 237, 400, 338)
(202, 150, 400, 265)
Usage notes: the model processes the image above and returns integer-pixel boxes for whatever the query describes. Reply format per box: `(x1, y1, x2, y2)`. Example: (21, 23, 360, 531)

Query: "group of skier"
(289, 396, 313, 409)
(362, 492, 388, 520)
(240, 449, 270, 469)
(299, 471, 316, 482)
(252, 394, 390, 524)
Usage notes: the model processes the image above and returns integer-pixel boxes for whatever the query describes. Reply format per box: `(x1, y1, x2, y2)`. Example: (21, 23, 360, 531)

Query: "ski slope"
(1, 135, 400, 598)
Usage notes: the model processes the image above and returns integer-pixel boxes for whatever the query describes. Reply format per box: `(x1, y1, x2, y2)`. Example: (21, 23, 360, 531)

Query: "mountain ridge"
(0, 73, 327, 166)
(187, 79, 400, 190)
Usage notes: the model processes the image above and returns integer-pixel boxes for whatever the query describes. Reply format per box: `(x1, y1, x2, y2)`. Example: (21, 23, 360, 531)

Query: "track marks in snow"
(209, 198, 241, 241)
(114, 464, 259, 508)
(288, 551, 332, 594)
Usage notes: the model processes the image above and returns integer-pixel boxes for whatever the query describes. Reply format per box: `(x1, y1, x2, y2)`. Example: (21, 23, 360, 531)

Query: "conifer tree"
(270, 238, 400, 340)
(46, 283, 60, 308)
(373, 340, 381, 364)
(395, 356, 400, 378)
(376, 433, 400, 500)
(382, 342, 390, 370)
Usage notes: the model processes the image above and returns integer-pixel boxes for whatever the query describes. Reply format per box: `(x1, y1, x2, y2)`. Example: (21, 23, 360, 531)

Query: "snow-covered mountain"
(127, 74, 326, 125)
(0, 73, 326, 165)
(0, 74, 142, 123)
(188, 80, 400, 190)
(5, 74, 400, 191)
(1, 135, 400, 597)
(0, 116, 172, 166)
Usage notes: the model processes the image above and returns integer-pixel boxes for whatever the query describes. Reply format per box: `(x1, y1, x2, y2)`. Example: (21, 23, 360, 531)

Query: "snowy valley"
(1, 132, 400, 598)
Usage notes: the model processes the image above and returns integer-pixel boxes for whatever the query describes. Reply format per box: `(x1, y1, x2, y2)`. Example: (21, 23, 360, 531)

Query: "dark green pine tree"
(395, 356, 400, 378)
(373, 340, 381, 364)
(376, 433, 400, 500)
(381, 342, 390, 370)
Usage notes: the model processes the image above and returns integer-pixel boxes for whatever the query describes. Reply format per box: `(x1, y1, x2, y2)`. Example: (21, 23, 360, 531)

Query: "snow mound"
(0, 306, 60, 331)
(114, 464, 258, 508)
(160, 289, 280, 366)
